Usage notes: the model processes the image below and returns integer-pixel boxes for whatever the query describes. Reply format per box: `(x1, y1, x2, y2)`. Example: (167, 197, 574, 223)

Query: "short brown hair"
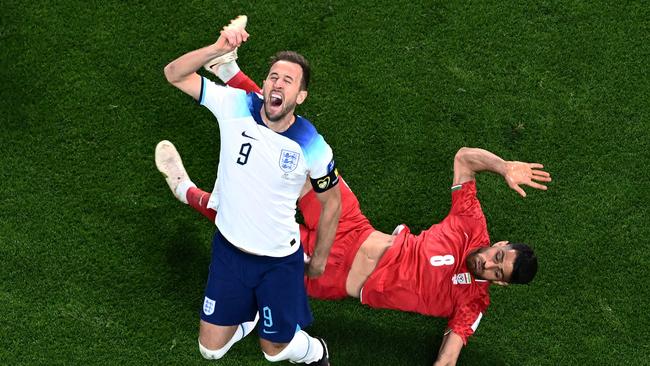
(269, 51, 311, 91)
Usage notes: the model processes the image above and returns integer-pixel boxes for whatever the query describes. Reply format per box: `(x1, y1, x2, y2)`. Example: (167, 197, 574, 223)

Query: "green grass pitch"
(1, 1, 648, 365)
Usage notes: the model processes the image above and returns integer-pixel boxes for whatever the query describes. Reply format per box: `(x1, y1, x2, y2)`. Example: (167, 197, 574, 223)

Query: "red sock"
(227, 71, 262, 94)
(186, 187, 217, 222)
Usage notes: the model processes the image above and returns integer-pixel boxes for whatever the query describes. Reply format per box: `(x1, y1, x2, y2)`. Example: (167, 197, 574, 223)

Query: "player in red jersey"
(157, 37, 551, 366)
(157, 140, 550, 366)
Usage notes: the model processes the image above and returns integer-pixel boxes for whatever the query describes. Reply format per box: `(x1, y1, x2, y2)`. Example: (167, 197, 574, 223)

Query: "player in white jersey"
(163, 16, 341, 365)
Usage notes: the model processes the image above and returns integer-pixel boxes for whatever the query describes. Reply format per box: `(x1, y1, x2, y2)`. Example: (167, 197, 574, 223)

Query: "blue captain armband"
(310, 161, 340, 193)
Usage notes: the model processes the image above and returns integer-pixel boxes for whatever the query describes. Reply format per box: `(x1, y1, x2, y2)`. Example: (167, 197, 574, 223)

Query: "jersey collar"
(248, 93, 304, 137)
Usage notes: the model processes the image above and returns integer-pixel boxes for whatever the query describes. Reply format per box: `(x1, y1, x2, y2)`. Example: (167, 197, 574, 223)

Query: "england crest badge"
(203, 296, 216, 316)
(279, 149, 300, 173)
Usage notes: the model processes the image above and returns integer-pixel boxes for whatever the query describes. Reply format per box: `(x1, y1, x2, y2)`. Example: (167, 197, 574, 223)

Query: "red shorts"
(299, 179, 375, 299)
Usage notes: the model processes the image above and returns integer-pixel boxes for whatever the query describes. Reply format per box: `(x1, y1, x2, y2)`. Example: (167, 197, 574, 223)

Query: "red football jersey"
(360, 181, 491, 344)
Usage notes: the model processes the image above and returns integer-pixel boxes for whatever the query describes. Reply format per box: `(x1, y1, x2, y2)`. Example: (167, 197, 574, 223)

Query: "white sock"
(225, 315, 258, 347)
(264, 330, 324, 364)
(216, 61, 241, 83)
(175, 180, 196, 204)
(198, 314, 258, 360)
(240, 312, 259, 338)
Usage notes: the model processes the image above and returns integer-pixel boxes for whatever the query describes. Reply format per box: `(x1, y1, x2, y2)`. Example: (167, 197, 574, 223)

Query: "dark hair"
(269, 51, 311, 91)
(508, 243, 538, 284)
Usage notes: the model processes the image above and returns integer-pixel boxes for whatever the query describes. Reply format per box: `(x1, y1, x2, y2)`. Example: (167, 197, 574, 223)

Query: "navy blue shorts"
(200, 230, 313, 343)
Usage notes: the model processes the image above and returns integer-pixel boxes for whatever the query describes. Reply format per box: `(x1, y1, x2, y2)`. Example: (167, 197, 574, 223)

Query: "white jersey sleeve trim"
(471, 312, 483, 332)
(200, 77, 250, 122)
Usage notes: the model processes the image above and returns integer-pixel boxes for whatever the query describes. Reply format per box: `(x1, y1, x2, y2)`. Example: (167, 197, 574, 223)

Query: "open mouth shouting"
(270, 91, 283, 107)
(264, 90, 285, 121)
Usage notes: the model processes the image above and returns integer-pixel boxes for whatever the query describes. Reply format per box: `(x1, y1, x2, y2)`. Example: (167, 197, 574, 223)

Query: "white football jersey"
(199, 77, 335, 257)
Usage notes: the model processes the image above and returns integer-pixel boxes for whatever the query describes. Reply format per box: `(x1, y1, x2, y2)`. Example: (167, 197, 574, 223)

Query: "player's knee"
(198, 340, 228, 360)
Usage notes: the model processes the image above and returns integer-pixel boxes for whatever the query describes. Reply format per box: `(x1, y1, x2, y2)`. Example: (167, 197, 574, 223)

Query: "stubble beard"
(465, 250, 483, 278)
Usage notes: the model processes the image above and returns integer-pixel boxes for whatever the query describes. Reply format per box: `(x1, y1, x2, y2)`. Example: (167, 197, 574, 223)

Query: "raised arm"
(164, 19, 249, 100)
(453, 147, 551, 197)
(305, 185, 341, 277)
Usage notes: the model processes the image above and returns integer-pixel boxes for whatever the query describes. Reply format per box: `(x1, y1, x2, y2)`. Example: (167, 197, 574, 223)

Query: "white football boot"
(203, 15, 248, 76)
(155, 140, 190, 202)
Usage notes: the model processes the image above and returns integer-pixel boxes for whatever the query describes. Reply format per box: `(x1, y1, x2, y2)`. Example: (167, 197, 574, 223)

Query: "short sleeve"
(304, 134, 334, 178)
(447, 293, 489, 344)
(199, 76, 250, 122)
(448, 180, 489, 244)
(449, 181, 482, 217)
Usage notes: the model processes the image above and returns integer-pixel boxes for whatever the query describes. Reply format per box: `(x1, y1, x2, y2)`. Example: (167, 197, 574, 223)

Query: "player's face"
(262, 61, 308, 122)
(466, 241, 517, 284)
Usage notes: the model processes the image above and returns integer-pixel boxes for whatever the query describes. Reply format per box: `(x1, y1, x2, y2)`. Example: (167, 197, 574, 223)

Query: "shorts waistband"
(214, 229, 299, 259)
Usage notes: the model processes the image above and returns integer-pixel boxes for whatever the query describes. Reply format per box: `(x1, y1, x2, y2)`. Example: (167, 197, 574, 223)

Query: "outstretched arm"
(453, 147, 551, 197)
(164, 21, 249, 99)
(433, 331, 464, 366)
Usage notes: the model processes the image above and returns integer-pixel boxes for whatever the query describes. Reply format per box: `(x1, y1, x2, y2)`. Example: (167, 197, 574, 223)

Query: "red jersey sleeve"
(449, 181, 488, 239)
(449, 181, 481, 217)
(447, 288, 490, 344)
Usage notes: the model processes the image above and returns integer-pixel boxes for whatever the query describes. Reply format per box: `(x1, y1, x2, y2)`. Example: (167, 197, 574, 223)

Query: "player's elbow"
(164, 62, 181, 85)
(164, 63, 174, 84)
(454, 147, 472, 165)
(455, 147, 485, 165)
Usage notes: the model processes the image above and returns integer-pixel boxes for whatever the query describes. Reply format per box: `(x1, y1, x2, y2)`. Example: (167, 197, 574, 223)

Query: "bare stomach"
(345, 231, 395, 298)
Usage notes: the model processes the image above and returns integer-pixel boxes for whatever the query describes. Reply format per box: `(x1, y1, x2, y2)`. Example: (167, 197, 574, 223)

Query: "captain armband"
(310, 160, 340, 193)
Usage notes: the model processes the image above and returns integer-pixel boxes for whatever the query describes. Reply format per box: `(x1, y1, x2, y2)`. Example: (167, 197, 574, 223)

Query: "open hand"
(504, 161, 552, 197)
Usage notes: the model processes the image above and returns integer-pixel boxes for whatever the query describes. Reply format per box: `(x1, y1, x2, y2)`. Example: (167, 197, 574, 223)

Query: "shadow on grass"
(306, 299, 505, 365)
(161, 223, 211, 308)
